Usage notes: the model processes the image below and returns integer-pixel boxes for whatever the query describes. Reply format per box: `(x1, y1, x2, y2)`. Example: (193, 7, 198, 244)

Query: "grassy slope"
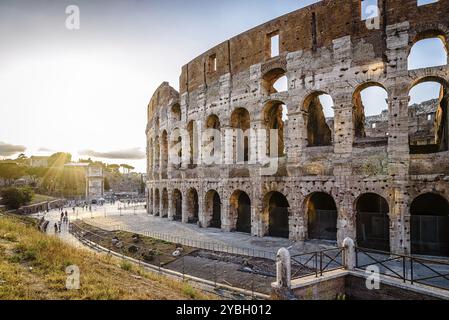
(0, 216, 212, 300)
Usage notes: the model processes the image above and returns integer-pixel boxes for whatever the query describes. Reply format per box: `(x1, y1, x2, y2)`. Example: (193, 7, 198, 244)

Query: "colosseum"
(146, 0, 449, 257)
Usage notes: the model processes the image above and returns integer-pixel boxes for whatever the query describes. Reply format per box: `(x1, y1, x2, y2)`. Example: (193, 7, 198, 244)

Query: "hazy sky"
(0, 0, 445, 172)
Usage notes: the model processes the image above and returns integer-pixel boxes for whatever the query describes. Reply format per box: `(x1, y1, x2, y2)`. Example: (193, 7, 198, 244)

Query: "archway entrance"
(230, 190, 251, 233)
(356, 193, 390, 251)
(172, 189, 182, 221)
(154, 189, 160, 216)
(186, 188, 199, 224)
(205, 190, 221, 228)
(265, 192, 289, 238)
(306, 192, 337, 241)
(411, 193, 449, 257)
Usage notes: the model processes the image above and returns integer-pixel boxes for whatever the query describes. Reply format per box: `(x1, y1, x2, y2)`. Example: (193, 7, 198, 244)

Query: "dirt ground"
(73, 221, 279, 294)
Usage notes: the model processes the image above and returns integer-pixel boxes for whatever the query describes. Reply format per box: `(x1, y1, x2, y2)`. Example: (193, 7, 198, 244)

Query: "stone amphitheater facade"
(146, 0, 449, 256)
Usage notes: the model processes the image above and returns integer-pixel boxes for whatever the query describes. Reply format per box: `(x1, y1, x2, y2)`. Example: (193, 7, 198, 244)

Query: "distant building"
(29, 156, 49, 168)
(86, 165, 104, 202)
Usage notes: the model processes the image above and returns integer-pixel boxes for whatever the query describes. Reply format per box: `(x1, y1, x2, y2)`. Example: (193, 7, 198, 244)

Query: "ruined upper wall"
(179, 0, 449, 94)
(147, 82, 179, 122)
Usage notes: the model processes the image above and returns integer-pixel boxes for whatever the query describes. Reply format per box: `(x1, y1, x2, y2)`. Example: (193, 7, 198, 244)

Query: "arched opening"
(161, 188, 168, 218)
(205, 190, 221, 228)
(409, 78, 448, 154)
(230, 190, 251, 233)
(356, 193, 390, 251)
(187, 121, 199, 168)
(230, 108, 251, 163)
(411, 193, 449, 257)
(154, 189, 160, 216)
(264, 191, 289, 238)
(186, 188, 199, 224)
(204, 114, 221, 164)
(148, 139, 153, 174)
(306, 192, 338, 241)
(262, 68, 287, 94)
(149, 188, 153, 214)
(264, 100, 287, 157)
(171, 103, 181, 123)
(154, 136, 160, 172)
(353, 83, 389, 143)
(408, 34, 447, 70)
(161, 131, 168, 179)
(172, 189, 182, 221)
(170, 128, 182, 169)
(303, 92, 334, 147)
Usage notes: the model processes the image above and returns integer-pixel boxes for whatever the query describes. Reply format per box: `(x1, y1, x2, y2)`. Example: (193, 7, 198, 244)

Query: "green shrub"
(0, 187, 34, 210)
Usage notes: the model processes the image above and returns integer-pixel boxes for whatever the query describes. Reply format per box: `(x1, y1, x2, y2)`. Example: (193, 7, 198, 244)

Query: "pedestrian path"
(83, 214, 337, 257)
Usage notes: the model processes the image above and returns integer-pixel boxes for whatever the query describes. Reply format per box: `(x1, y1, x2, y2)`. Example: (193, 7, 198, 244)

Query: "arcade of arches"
(146, 1, 449, 258)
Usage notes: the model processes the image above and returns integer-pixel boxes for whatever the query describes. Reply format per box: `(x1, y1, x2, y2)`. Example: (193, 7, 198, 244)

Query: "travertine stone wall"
(146, 0, 449, 254)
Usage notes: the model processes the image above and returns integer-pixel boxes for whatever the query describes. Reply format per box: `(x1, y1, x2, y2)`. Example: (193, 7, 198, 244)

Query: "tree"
(0, 163, 25, 185)
(104, 177, 111, 192)
(48, 152, 72, 168)
(0, 187, 34, 210)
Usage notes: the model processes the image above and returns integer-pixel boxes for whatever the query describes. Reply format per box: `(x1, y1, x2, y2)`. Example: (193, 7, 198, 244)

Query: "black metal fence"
(290, 248, 344, 280)
(355, 247, 449, 291)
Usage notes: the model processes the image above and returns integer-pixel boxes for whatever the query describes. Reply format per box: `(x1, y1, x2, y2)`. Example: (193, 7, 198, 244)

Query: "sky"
(0, 0, 445, 172)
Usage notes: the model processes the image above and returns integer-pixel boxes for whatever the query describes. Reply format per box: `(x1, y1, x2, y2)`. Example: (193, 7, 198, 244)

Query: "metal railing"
(68, 222, 272, 299)
(291, 247, 344, 280)
(355, 247, 449, 291)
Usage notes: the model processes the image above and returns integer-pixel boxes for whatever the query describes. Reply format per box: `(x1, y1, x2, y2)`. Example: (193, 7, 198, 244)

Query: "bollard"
(342, 237, 356, 271)
(276, 247, 291, 289)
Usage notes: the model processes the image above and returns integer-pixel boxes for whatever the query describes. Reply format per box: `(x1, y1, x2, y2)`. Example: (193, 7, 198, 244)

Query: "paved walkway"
(82, 213, 337, 258)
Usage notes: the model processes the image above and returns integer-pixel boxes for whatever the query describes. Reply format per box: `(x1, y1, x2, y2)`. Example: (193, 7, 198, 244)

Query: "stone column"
(182, 190, 189, 223)
(388, 95, 411, 254)
(221, 197, 232, 232)
(275, 248, 291, 289)
(342, 237, 355, 270)
(167, 189, 174, 221)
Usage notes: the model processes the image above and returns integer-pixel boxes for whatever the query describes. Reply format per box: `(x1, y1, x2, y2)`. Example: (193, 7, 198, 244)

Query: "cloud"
(78, 147, 145, 160)
(37, 147, 54, 152)
(0, 141, 26, 156)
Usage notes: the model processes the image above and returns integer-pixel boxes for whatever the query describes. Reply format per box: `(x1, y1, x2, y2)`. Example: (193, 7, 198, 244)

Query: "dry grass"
(0, 215, 214, 300)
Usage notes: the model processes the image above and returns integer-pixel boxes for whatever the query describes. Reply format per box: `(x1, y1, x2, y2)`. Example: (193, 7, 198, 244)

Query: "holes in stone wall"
(170, 128, 182, 169)
(306, 192, 338, 241)
(264, 100, 287, 156)
(356, 193, 390, 251)
(411, 193, 449, 257)
(172, 189, 182, 221)
(409, 78, 448, 153)
(161, 131, 168, 179)
(204, 114, 221, 163)
(262, 68, 287, 95)
(187, 120, 199, 168)
(270, 32, 280, 58)
(186, 188, 199, 224)
(154, 188, 160, 216)
(205, 190, 221, 228)
(408, 36, 447, 70)
(417, 0, 438, 6)
(231, 108, 251, 163)
(208, 54, 217, 72)
(353, 83, 389, 142)
(171, 103, 181, 123)
(361, 0, 379, 20)
(265, 191, 289, 238)
(304, 92, 334, 147)
(230, 190, 251, 233)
